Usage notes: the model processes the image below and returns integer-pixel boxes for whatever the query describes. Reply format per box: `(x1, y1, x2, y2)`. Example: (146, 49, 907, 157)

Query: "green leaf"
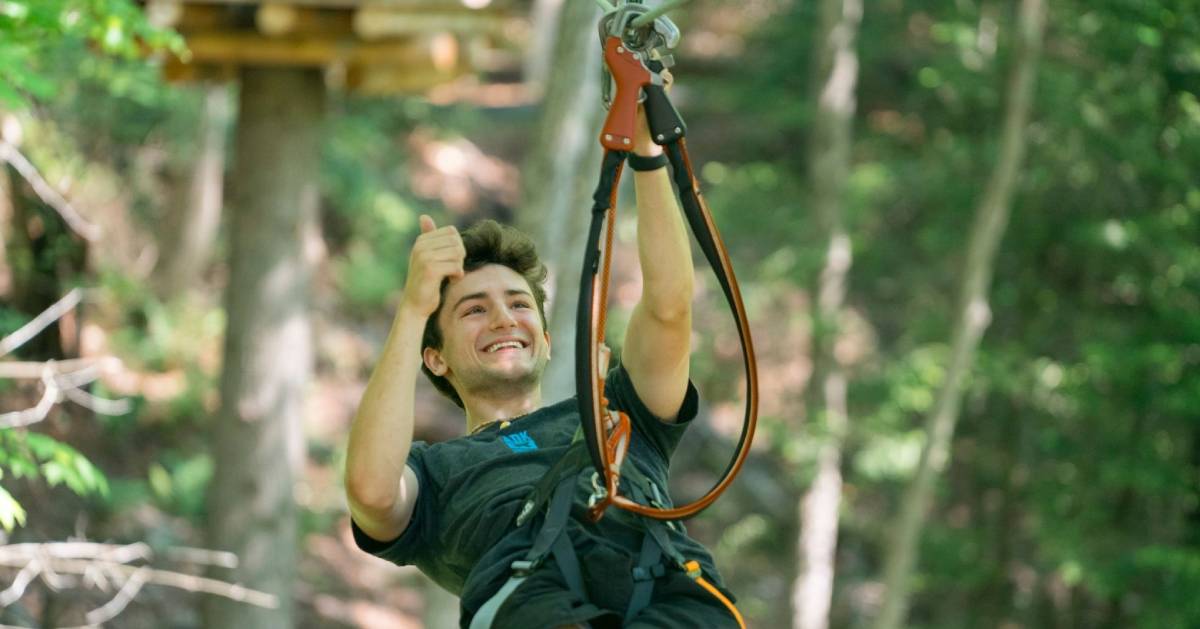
(0, 485, 27, 532)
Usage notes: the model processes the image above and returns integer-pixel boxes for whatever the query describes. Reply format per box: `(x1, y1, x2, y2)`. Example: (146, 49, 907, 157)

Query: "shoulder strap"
(470, 473, 584, 629)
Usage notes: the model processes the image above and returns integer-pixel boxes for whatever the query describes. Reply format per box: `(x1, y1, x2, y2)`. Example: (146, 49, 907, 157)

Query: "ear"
(423, 346, 449, 376)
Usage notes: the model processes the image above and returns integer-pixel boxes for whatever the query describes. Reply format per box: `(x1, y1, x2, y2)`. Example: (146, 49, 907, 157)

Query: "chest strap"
(469, 474, 584, 629)
(473, 438, 744, 629)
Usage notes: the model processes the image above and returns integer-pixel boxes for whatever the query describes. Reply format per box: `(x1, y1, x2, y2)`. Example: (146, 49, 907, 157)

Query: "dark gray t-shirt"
(351, 364, 724, 620)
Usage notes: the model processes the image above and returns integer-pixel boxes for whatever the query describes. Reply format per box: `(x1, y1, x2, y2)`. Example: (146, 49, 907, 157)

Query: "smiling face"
(422, 264, 551, 404)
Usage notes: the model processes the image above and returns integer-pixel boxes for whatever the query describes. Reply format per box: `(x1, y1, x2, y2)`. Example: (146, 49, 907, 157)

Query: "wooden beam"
(163, 57, 238, 83)
(256, 3, 299, 36)
(344, 63, 466, 94)
(159, 3, 511, 42)
(170, 0, 521, 10)
(352, 8, 509, 40)
(255, 3, 354, 38)
(179, 32, 430, 66)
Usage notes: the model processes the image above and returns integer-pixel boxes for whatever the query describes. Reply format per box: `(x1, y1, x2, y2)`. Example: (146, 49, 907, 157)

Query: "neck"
(462, 388, 542, 433)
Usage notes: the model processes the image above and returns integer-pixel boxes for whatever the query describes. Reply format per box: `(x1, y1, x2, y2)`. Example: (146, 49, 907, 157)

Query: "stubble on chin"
(457, 354, 549, 400)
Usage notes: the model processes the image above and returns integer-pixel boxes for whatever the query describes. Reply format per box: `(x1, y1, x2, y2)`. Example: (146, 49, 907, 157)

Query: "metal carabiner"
(598, 1, 678, 109)
(586, 471, 608, 508)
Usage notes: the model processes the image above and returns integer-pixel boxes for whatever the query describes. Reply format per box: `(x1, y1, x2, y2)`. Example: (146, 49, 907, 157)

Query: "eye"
(512, 300, 532, 309)
(463, 305, 485, 316)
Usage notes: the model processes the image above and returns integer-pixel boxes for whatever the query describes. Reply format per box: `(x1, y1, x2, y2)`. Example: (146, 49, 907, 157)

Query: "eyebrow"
(452, 289, 534, 313)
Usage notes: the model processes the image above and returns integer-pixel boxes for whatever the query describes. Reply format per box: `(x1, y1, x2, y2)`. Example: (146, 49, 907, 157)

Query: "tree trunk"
(872, 1, 1046, 627)
(0, 147, 12, 298)
(523, 0, 566, 94)
(792, 1, 861, 628)
(155, 83, 232, 297)
(203, 67, 324, 629)
(517, 0, 605, 404)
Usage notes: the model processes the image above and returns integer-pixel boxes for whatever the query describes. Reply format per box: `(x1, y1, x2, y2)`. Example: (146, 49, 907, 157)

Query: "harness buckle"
(515, 500, 535, 527)
(632, 564, 668, 582)
(510, 560, 536, 577)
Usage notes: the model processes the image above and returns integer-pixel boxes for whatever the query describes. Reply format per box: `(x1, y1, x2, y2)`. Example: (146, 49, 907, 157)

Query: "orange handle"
(600, 36, 652, 151)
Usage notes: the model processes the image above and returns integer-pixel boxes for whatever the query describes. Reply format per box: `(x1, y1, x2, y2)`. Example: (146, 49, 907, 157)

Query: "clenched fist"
(400, 214, 466, 318)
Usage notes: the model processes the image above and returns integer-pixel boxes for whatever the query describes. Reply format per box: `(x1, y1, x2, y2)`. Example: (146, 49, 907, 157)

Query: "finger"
(421, 241, 466, 255)
(415, 254, 466, 275)
(424, 263, 464, 282)
(421, 251, 467, 268)
(416, 228, 463, 249)
(417, 237, 466, 259)
(427, 258, 463, 271)
(419, 225, 459, 242)
(419, 214, 436, 233)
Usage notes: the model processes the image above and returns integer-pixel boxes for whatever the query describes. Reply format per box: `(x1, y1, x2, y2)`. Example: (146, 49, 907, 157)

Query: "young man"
(345, 104, 738, 628)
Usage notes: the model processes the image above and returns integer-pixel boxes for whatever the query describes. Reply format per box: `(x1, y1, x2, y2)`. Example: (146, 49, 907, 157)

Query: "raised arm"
(621, 91, 695, 422)
(345, 215, 464, 542)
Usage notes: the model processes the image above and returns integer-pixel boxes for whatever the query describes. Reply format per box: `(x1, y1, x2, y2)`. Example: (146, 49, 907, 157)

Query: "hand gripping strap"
(627, 151, 669, 171)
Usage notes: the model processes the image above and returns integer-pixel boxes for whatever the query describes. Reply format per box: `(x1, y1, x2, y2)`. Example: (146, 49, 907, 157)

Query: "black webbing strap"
(516, 430, 589, 527)
(577, 149, 626, 476)
(470, 475, 583, 629)
(622, 465, 686, 619)
(551, 528, 586, 600)
(525, 475, 579, 569)
(625, 532, 664, 619)
(661, 139, 756, 506)
(576, 117, 759, 524)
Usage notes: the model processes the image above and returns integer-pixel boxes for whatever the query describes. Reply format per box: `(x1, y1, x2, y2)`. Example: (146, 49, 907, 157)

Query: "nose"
(489, 304, 517, 329)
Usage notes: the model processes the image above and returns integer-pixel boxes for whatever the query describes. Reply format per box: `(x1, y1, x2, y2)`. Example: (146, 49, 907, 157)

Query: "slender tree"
(792, 1, 862, 628)
(203, 67, 325, 628)
(155, 83, 231, 297)
(873, 1, 1047, 627)
(517, 0, 605, 403)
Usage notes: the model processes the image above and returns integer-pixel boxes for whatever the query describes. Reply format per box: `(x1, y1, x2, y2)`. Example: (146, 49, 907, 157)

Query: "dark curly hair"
(420, 220, 549, 408)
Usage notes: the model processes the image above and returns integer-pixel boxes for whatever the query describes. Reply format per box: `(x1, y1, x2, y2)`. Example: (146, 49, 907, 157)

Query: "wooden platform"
(144, 0, 529, 93)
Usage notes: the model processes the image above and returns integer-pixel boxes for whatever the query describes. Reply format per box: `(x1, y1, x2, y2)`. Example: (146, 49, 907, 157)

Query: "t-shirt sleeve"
(604, 360, 699, 461)
(349, 441, 439, 566)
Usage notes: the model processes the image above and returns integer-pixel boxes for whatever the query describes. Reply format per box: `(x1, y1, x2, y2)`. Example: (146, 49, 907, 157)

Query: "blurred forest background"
(1, 0, 1198, 628)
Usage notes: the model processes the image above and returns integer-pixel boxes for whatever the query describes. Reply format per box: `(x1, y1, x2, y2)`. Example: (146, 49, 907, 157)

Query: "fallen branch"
(0, 288, 84, 357)
(0, 141, 100, 242)
(0, 290, 131, 427)
(0, 358, 117, 380)
(0, 541, 278, 628)
(0, 368, 59, 429)
(0, 360, 130, 429)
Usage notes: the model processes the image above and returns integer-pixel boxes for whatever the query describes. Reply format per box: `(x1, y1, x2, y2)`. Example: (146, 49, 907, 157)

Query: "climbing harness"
(472, 2, 756, 626)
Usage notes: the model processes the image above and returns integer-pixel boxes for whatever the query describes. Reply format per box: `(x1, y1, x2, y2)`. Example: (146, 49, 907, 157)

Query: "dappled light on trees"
(0, 0, 1198, 627)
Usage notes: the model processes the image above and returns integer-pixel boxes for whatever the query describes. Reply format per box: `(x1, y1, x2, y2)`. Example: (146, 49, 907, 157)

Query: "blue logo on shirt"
(501, 431, 539, 453)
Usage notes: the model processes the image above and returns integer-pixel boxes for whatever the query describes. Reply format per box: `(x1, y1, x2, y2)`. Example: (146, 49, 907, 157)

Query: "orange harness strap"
(686, 560, 747, 628)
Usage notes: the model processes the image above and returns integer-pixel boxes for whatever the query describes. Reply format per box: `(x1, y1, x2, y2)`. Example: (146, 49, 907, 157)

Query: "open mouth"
(483, 340, 528, 353)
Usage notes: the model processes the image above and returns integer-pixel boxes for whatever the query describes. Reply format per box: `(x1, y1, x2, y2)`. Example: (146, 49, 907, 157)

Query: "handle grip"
(600, 36, 652, 151)
(642, 82, 686, 144)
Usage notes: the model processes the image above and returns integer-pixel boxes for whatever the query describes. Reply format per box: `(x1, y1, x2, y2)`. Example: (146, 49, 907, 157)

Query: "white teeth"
(486, 341, 524, 353)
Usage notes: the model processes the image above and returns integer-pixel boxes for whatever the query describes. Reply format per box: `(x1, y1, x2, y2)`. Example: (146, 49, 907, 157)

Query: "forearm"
(633, 165, 694, 318)
(344, 305, 425, 510)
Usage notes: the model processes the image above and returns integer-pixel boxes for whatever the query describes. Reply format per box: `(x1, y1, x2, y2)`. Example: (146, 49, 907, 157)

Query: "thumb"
(419, 214, 436, 233)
